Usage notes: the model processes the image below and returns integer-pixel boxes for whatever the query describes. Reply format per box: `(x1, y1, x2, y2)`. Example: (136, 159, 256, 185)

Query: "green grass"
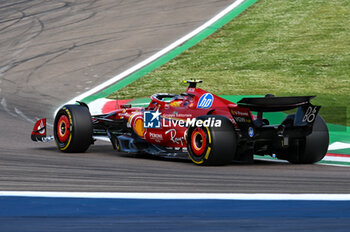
(111, 0, 350, 126)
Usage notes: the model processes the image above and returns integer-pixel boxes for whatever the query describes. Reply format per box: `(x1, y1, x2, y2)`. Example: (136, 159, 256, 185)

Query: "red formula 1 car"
(32, 80, 329, 165)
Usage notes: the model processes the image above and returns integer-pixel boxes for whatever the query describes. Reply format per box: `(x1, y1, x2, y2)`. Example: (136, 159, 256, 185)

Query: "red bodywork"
(98, 86, 253, 148)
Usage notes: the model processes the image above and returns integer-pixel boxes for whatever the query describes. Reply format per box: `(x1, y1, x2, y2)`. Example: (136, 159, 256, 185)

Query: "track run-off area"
(0, 0, 350, 231)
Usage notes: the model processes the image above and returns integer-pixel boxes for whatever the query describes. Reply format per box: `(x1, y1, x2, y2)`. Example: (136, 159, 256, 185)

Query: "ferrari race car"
(32, 80, 329, 165)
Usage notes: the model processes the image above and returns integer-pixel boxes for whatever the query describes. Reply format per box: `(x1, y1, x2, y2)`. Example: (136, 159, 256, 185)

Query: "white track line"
(329, 142, 350, 151)
(1, 98, 18, 118)
(14, 107, 35, 123)
(322, 156, 350, 162)
(0, 191, 350, 200)
(55, 0, 246, 116)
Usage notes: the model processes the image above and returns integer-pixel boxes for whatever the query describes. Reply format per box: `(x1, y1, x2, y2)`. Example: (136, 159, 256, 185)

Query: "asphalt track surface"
(1, 0, 350, 194)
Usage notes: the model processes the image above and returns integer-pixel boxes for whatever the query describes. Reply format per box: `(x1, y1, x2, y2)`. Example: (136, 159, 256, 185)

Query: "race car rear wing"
(237, 96, 315, 112)
(237, 96, 321, 126)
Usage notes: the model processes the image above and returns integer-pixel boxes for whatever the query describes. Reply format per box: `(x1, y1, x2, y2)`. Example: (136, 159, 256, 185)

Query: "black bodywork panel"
(238, 96, 315, 112)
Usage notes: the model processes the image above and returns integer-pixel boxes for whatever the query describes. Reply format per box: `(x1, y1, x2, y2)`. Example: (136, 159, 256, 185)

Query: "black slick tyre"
(54, 104, 93, 153)
(280, 115, 329, 164)
(186, 115, 237, 165)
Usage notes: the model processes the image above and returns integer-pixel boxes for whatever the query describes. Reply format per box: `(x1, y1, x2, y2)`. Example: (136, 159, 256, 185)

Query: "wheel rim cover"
(57, 115, 70, 143)
(191, 128, 207, 156)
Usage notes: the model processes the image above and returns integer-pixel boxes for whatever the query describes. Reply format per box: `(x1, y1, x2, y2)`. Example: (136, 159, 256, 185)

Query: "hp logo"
(197, 93, 214, 109)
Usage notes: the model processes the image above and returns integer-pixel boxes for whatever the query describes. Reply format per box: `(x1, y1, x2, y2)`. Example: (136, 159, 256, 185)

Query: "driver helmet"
(169, 95, 184, 107)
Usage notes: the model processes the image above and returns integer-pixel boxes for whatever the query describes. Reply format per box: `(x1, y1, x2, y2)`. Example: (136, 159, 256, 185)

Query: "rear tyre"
(279, 115, 329, 164)
(54, 104, 93, 153)
(186, 115, 237, 165)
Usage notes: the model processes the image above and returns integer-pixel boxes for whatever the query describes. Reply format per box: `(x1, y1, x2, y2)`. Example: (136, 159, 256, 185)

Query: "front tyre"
(54, 105, 93, 153)
(186, 115, 237, 165)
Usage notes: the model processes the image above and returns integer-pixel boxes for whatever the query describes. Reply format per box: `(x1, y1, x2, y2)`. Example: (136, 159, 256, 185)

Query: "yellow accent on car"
(204, 147, 211, 160)
(133, 118, 145, 137)
(60, 133, 72, 151)
(183, 80, 202, 84)
(204, 127, 211, 160)
(189, 155, 204, 165)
